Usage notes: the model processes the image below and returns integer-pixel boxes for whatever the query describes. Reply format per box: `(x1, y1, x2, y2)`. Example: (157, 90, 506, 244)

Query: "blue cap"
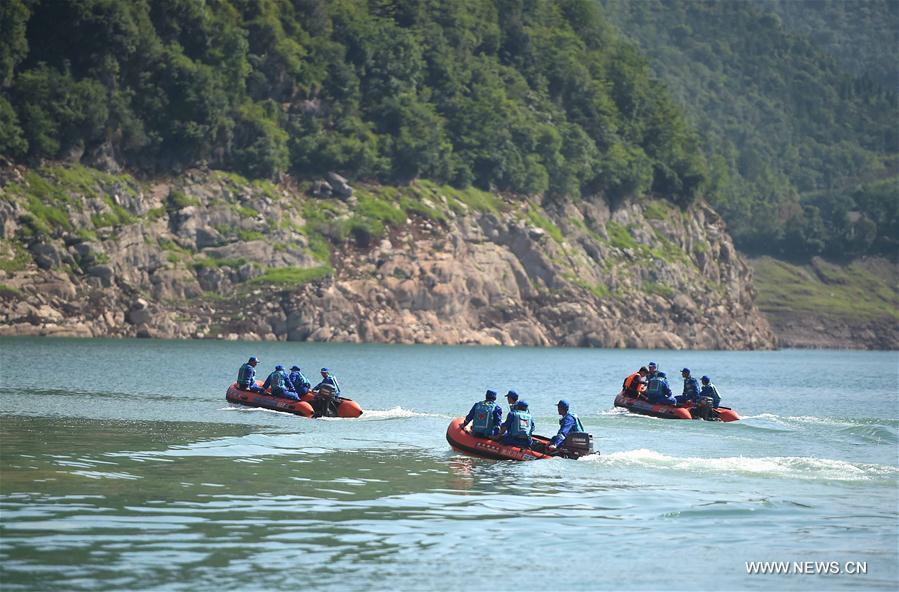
(321, 368, 329, 373)
(506, 390, 518, 400)
(557, 399, 570, 410)
(249, 356, 258, 362)
(517, 400, 529, 410)
(658, 371, 667, 378)
(275, 364, 284, 371)
(701, 375, 710, 383)
(681, 368, 690, 374)
(290, 365, 301, 371)
(485, 389, 497, 400)
(648, 361, 657, 367)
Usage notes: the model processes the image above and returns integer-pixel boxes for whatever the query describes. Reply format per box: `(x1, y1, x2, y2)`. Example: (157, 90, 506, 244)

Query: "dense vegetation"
(601, 0, 898, 259)
(2, 0, 895, 262)
(0, 0, 706, 207)
(761, 0, 899, 90)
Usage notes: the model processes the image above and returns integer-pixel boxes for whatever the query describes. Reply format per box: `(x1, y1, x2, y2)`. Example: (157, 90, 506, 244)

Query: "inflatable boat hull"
(445, 418, 595, 461)
(225, 383, 363, 418)
(614, 391, 740, 422)
(227, 383, 314, 416)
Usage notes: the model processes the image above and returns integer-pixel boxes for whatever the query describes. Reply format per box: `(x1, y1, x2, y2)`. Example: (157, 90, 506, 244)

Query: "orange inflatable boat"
(445, 418, 595, 461)
(225, 383, 363, 418)
(613, 391, 740, 422)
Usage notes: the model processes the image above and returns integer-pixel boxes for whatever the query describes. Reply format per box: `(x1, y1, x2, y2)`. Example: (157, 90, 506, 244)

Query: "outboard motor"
(559, 432, 595, 459)
(312, 383, 340, 417)
(691, 396, 720, 421)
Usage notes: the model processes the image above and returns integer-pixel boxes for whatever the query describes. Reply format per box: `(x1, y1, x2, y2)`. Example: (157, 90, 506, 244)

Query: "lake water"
(1, 337, 897, 591)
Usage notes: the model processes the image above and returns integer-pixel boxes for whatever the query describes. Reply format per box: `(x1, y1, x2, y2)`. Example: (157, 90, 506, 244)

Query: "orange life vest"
(623, 372, 646, 394)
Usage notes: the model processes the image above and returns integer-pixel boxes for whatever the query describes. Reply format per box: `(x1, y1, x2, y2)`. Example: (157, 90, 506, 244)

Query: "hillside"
(600, 0, 898, 259)
(0, 1, 893, 349)
(750, 256, 898, 349)
(761, 0, 899, 90)
(1, 0, 707, 207)
(600, 0, 898, 349)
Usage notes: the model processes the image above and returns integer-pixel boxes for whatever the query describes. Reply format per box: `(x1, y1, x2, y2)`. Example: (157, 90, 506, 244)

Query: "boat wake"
(220, 405, 287, 415)
(586, 448, 897, 482)
(354, 406, 441, 420)
(597, 408, 630, 416)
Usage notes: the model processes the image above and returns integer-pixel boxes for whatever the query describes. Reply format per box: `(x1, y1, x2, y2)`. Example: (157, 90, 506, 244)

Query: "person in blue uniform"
(700, 375, 722, 408)
(311, 368, 341, 417)
(460, 390, 503, 437)
(675, 368, 701, 405)
(262, 365, 299, 400)
(497, 400, 534, 448)
(313, 368, 341, 394)
(237, 356, 264, 393)
(547, 399, 585, 451)
(646, 361, 659, 381)
(288, 366, 311, 395)
(644, 371, 676, 405)
(505, 390, 519, 414)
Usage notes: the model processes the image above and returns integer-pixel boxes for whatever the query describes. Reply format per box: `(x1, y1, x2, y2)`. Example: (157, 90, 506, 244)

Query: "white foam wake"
(219, 405, 288, 415)
(741, 413, 892, 428)
(590, 448, 898, 481)
(358, 406, 442, 420)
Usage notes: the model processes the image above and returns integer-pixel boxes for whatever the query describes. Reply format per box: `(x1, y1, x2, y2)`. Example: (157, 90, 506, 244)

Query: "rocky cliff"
(0, 164, 775, 349)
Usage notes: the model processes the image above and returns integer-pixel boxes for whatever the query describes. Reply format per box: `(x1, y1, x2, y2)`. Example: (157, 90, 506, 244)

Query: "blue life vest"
(565, 413, 585, 433)
(700, 384, 721, 406)
(646, 377, 663, 396)
(289, 371, 309, 390)
(472, 401, 497, 434)
(268, 370, 286, 391)
(238, 363, 255, 387)
(317, 375, 340, 394)
(683, 377, 700, 400)
(509, 410, 532, 439)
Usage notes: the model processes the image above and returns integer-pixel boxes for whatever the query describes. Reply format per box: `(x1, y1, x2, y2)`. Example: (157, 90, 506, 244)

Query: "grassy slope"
(751, 256, 899, 323)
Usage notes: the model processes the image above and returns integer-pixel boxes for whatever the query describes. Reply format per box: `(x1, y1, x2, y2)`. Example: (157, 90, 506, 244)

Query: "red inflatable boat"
(613, 391, 740, 422)
(225, 383, 363, 418)
(445, 418, 595, 461)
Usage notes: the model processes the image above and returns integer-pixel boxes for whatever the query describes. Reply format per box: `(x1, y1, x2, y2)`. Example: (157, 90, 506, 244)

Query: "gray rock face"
(87, 265, 114, 287)
(0, 166, 777, 349)
(326, 172, 353, 199)
(30, 243, 61, 270)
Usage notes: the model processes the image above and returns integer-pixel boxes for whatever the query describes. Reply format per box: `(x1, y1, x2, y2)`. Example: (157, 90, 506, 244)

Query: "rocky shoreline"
(0, 165, 776, 349)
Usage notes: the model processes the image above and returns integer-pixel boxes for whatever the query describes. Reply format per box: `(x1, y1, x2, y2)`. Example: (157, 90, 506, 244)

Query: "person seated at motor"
(623, 367, 649, 398)
(496, 400, 534, 449)
(313, 368, 341, 395)
(237, 356, 264, 393)
(262, 365, 299, 400)
(644, 371, 676, 405)
(699, 375, 722, 408)
(646, 361, 659, 381)
(547, 399, 585, 452)
(288, 365, 311, 395)
(675, 368, 701, 406)
(460, 389, 503, 438)
(505, 390, 519, 414)
(310, 368, 342, 416)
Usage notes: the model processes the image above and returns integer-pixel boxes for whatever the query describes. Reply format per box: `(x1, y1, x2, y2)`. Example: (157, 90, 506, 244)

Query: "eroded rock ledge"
(0, 165, 775, 349)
